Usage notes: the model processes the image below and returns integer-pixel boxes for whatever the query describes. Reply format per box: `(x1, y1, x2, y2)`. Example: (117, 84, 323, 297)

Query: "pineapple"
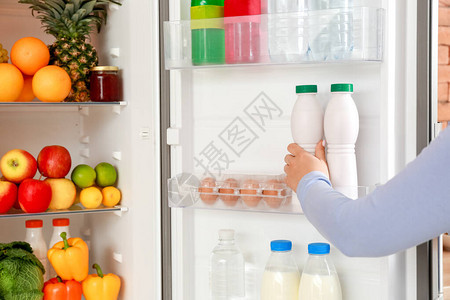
(0, 44, 8, 63)
(19, 0, 121, 102)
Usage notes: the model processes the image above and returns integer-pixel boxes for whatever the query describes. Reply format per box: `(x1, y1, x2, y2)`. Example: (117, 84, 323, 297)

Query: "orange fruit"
(0, 63, 24, 102)
(11, 37, 50, 75)
(32, 66, 71, 102)
(16, 76, 35, 102)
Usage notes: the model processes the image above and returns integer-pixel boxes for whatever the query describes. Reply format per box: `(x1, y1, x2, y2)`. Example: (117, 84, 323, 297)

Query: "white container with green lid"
(291, 84, 323, 155)
(324, 83, 359, 199)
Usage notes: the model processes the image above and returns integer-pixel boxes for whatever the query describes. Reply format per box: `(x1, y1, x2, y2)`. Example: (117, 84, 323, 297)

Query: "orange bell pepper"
(43, 276, 82, 300)
(82, 264, 121, 300)
(47, 232, 89, 282)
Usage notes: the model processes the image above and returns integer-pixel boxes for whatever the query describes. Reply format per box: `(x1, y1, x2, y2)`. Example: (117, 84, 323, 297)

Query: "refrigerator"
(0, 0, 443, 299)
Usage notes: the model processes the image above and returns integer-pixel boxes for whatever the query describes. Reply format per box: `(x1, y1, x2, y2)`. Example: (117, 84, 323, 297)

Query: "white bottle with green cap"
(291, 85, 323, 154)
(324, 83, 359, 199)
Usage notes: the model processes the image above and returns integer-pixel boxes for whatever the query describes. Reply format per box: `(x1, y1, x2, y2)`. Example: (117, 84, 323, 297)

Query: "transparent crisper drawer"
(168, 173, 293, 213)
(163, 7, 384, 69)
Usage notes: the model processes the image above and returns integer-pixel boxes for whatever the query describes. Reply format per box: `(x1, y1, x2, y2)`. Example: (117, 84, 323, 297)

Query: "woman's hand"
(284, 140, 329, 191)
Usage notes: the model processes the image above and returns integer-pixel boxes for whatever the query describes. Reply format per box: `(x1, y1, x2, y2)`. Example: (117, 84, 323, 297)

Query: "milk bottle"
(298, 243, 342, 300)
(323, 83, 358, 198)
(291, 85, 323, 154)
(25, 219, 49, 280)
(261, 240, 300, 300)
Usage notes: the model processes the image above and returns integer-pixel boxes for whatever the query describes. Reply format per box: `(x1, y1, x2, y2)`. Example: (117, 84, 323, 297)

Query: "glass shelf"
(0, 101, 127, 107)
(0, 205, 128, 219)
(164, 7, 384, 70)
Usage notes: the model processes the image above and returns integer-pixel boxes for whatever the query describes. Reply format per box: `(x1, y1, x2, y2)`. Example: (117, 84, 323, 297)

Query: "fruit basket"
(168, 173, 293, 213)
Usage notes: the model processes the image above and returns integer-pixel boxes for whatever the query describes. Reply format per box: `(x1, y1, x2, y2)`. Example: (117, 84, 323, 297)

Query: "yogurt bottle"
(291, 85, 323, 155)
(323, 83, 359, 198)
(25, 219, 49, 281)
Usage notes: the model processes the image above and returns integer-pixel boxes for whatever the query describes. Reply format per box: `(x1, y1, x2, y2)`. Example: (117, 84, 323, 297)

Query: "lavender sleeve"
(297, 127, 450, 257)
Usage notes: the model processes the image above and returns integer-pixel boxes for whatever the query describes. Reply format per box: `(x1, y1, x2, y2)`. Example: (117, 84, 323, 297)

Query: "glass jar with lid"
(89, 66, 120, 102)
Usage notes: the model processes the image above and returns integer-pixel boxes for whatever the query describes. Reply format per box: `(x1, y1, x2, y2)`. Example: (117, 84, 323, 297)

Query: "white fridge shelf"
(0, 101, 127, 107)
(164, 7, 384, 70)
(0, 205, 128, 219)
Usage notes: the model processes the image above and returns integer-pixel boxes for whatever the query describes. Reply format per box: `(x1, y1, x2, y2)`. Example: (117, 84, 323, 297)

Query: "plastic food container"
(168, 173, 292, 210)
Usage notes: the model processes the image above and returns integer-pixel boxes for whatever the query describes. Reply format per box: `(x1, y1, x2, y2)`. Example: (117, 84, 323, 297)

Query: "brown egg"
(263, 179, 286, 208)
(241, 179, 262, 207)
(199, 177, 218, 205)
(219, 178, 239, 206)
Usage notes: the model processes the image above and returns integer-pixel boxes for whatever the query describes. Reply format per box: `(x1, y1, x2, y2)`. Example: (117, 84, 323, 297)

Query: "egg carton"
(168, 173, 292, 211)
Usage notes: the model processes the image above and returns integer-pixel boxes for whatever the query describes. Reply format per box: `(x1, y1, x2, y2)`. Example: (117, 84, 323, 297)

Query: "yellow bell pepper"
(82, 264, 121, 300)
(47, 232, 89, 282)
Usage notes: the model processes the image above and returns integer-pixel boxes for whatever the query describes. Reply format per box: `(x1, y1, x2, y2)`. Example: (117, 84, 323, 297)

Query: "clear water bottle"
(307, 0, 353, 61)
(210, 229, 245, 299)
(261, 240, 300, 300)
(298, 243, 342, 300)
(266, 0, 307, 63)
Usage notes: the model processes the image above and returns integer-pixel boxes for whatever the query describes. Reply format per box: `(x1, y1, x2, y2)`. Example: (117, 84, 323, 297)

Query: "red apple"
(0, 180, 18, 213)
(37, 145, 72, 178)
(18, 179, 52, 213)
(0, 149, 37, 184)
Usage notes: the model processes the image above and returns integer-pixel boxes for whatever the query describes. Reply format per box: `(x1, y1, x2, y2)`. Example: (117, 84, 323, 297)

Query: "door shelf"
(169, 173, 373, 214)
(168, 173, 294, 214)
(0, 205, 128, 219)
(164, 7, 384, 70)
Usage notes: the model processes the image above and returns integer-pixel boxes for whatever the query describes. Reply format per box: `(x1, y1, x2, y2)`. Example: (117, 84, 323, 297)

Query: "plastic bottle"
(291, 85, 323, 154)
(261, 240, 300, 300)
(210, 229, 245, 299)
(191, 0, 225, 66)
(266, 0, 307, 63)
(25, 219, 49, 281)
(307, 0, 353, 61)
(298, 243, 342, 300)
(224, 0, 262, 64)
(324, 83, 359, 199)
(48, 218, 71, 278)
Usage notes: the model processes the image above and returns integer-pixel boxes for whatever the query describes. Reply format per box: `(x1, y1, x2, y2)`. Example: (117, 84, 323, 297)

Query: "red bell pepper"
(43, 276, 82, 300)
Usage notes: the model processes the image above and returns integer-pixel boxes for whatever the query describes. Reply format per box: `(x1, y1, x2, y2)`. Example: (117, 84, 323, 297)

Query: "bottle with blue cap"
(261, 240, 300, 300)
(298, 242, 342, 300)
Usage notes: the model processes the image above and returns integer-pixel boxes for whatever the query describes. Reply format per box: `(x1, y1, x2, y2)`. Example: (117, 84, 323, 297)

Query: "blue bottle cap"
(308, 243, 330, 255)
(270, 240, 292, 251)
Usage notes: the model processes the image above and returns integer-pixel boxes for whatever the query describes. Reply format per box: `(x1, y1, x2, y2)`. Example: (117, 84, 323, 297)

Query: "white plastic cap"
(219, 229, 235, 240)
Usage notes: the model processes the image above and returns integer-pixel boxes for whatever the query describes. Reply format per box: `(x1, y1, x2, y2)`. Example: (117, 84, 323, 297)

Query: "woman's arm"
(287, 128, 450, 257)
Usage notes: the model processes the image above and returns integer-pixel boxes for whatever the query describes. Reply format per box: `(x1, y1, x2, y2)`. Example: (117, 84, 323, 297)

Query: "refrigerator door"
(162, 0, 422, 299)
(417, 0, 443, 299)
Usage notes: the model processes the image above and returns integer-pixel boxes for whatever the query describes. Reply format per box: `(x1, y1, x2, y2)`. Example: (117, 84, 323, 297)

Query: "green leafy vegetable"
(0, 241, 45, 300)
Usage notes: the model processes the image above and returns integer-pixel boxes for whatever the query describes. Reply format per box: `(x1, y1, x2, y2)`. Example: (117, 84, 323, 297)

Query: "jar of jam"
(89, 66, 120, 102)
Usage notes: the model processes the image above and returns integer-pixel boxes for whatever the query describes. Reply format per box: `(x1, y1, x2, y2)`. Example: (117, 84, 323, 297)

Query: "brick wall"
(439, 1, 450, 129)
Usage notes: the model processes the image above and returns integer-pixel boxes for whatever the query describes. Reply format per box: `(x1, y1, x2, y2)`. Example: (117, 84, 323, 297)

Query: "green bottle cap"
(191, 0, 224, 7)
(331, 83, 353, 93)
(296, 85, 317, 94)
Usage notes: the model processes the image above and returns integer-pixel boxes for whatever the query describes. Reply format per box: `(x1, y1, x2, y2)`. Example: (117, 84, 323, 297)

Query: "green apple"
(94, 162, 117, 187)
(71, 164, 96, 188)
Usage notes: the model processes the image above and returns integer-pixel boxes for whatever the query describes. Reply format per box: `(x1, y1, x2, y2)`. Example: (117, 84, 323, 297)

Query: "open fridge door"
(161, 0, 422, 299)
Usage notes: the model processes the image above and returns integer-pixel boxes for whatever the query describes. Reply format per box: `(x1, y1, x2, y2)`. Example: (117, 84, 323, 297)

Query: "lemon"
(102, 186, 121, 207)
(80, 186, 102, 209)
